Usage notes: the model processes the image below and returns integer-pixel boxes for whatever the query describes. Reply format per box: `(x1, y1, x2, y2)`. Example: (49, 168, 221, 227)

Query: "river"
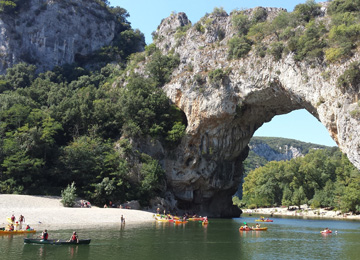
(1, 216, 359, 260)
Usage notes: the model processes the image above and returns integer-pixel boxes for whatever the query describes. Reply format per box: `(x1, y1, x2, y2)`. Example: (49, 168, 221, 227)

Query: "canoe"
(0, 230, 36, 235)
(255, 219, 273, 222)
(188, 217, 203, 221)
(321, 230, 332, 234)
(24, 238, 91, 245)
(7, 217, 13, 224)
(252, 227, 268, 231)
(174, 220, 188, 224)
(239, 226, 252, 231)
(239, 227, 268, 231)
(156, 219, 174, 223)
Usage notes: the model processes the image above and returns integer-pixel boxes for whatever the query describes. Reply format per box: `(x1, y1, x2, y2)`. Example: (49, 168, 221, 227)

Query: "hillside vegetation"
(0, 1, 185, 207)
(1, 0, 360, 212)
(235, 147, 360, 213)
(243, 137, 331, 174)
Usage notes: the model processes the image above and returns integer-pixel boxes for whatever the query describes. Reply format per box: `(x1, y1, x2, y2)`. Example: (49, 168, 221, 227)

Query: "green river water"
(1, 216, 359, 260)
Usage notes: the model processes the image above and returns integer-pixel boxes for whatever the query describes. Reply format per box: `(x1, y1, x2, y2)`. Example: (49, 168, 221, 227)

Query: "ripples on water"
(1, 216, 359, 260)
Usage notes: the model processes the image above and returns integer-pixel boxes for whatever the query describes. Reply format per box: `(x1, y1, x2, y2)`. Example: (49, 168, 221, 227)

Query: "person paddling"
(41, 229, 49, 240)
(69, 231, 79, 243)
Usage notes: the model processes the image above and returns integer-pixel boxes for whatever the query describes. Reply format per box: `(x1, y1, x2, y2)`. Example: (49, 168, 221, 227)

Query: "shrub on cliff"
(146, 51, 180, 87)
(228, 36, 252, 59)
(337, 62, 360, 92)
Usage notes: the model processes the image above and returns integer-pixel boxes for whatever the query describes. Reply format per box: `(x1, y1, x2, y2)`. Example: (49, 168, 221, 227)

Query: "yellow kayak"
(0, 230, 36, 235)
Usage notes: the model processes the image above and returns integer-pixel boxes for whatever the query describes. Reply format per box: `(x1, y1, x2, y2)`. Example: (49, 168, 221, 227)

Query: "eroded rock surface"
(0, 0, 128, 73)
(153, 7, 360, 217)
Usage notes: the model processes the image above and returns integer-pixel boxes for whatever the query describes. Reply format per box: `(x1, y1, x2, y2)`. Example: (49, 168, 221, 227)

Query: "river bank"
(0, 194, 155, 230)
(242, 204, 360, 220)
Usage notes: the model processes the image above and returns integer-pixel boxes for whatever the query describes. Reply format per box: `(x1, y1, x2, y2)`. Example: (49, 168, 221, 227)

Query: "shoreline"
(241, 205, 360, 221)
(0, 194, 155, 231)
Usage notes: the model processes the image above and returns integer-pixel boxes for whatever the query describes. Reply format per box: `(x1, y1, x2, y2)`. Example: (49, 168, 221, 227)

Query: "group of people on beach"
(6, 214, 30, 231)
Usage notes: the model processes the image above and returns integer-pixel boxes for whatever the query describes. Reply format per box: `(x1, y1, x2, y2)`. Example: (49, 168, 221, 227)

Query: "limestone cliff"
(248, 137, 329, 162)
(149, 5, 360, 217)
(0, 0, 141, 73)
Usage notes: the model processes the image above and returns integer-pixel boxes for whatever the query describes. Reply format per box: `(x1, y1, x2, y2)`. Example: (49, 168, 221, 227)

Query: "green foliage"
(61, 182, 77, 207)
(293, 21, 327, 61)
(232, 13, 250, 35)
(293, 0, 321, 23)
(139, 155, 165, 203)
(208, 68, 226, 85)
(146, 51, 180, 87)
(240, 147, 360, 213)
(268, 42, 284, 61)
(337, 62, 360, 92)
(175, 24, 191, 39)
(328, 0, 360, 15)
(212, 7, 227, 17)
(228, 36, 252, 59)
(194, 22, 205, 33)
(350, 101, 360, 119)
(5, 62, 36, 89)
(252, 8, 268, 24)
(166, 121, 186, 143)
(0, 0, 28, 14)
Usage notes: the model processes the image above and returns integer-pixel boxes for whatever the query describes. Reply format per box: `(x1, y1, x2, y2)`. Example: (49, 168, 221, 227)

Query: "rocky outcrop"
(248, 137, 329, 162)
(150, 6, 360, 217)
(0, 0, 125, 73)
(250, 143, 303, 162)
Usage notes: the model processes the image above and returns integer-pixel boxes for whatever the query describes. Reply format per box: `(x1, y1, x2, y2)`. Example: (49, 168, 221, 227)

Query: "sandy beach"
(0, 194, 155, 230)
(242, 205, 360, 220)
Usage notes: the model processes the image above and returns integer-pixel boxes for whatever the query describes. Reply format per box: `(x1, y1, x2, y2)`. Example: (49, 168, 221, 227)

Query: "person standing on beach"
(19, 214, 25, 229)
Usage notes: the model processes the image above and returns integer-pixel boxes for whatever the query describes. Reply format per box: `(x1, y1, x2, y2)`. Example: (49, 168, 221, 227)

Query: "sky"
(109, 0, 337, 147)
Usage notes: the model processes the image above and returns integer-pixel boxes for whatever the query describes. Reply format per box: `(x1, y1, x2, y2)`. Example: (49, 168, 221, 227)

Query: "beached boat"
(0, 230, 36, 235)
(24, 238, 91, 245)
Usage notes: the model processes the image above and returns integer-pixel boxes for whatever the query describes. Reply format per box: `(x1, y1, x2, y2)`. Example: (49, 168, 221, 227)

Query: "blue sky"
(109, 0, 337, 147)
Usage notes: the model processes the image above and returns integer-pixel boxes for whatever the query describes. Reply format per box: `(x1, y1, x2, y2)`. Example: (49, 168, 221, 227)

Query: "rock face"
(248, 137, 329, 162)
(0, 0, 119, 73)
(250, 143, 303, 162)
(152, 7, 360, 217)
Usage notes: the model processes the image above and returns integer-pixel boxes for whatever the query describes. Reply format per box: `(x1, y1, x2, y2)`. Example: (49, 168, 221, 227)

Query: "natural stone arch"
(156, 11, 360, 217)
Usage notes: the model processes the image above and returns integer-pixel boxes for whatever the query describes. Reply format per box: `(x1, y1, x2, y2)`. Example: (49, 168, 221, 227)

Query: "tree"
(292, 186, 307, 209)
(146, 51, 180, 87)
(5, 62, 36, 89)
(61, 182, 77, 207)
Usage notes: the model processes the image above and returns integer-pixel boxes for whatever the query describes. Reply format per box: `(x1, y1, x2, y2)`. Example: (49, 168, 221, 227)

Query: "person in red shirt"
(69, 231, 79, 243)
(41, 230, 48, 240)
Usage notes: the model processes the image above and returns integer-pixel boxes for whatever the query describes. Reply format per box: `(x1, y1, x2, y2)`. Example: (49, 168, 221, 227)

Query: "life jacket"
(11, 216, 15, 222)
(71, 234, 77, 241)
(42, 232, 48, 240)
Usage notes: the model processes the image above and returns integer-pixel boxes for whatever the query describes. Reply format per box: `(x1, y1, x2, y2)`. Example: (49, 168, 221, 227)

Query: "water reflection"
(2, 217, 358, 260)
